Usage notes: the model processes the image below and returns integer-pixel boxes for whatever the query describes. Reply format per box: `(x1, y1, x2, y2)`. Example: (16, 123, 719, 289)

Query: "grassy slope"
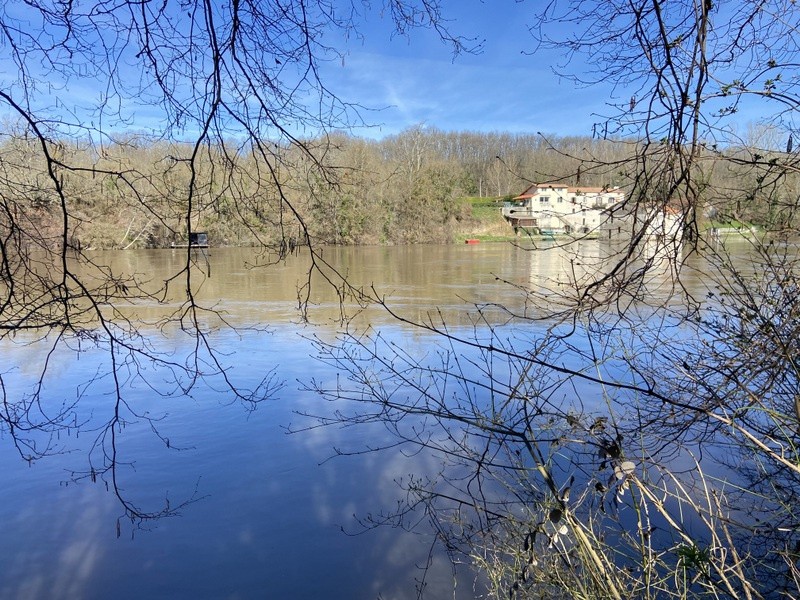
(453, 196, 518, 242)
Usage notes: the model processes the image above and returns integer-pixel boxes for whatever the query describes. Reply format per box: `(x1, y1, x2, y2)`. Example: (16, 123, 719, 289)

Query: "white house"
(502, 183, 625, 234)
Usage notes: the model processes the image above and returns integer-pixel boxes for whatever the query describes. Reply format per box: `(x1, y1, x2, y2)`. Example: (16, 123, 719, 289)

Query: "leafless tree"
(304, 1, 800, 598)
(0, 0, 467, 525)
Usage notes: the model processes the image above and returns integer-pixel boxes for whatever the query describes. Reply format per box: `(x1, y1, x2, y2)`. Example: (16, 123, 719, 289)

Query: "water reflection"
(1, 323, 476, 599)
(0, 242, 717, 599)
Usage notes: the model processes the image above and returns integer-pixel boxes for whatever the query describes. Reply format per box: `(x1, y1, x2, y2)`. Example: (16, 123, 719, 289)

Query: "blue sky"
(319, 1, 615, 139)
(0, 0, 779, 144)
(318, 1, 781, 144)
(0, 1, 624, 141)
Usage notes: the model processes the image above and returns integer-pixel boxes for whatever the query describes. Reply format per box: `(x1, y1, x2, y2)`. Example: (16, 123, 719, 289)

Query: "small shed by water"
(189, 232, 208, 247)
(171, 232, 209, 248)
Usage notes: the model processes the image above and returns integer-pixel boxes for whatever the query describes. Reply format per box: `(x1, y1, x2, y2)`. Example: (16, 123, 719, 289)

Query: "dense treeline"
(2, 123, 796, 249)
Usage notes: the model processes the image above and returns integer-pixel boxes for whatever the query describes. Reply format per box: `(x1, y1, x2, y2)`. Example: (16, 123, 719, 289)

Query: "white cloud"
(321, 48, 602, 138)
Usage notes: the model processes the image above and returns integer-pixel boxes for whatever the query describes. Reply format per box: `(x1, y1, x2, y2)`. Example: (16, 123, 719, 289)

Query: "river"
(0, 241, 740, 599)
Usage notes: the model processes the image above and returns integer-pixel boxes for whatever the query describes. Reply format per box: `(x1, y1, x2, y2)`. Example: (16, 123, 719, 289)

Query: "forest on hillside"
(5, 123, 796, 249)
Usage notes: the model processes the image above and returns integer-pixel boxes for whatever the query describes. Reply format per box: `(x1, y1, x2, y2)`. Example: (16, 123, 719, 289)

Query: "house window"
(540, 196, 550, 203)
(556, 197, 563, 203)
